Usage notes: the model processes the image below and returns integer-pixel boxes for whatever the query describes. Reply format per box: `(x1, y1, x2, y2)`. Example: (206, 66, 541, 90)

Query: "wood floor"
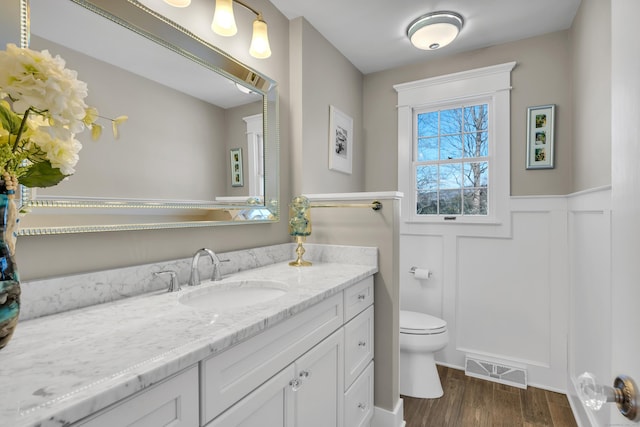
(403, 366, 578, 427)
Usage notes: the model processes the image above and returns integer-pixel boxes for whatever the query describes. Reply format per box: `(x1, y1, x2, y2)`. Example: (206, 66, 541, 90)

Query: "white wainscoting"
(400, 187, 611, 399)
(567, 187, 612, 427)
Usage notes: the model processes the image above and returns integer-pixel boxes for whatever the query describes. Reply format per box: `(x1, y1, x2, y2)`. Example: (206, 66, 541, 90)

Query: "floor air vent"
(464, 356, 527, 389)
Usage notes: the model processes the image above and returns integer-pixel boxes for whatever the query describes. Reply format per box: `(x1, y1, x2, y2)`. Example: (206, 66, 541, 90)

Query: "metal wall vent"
(464, 356, 528, 389)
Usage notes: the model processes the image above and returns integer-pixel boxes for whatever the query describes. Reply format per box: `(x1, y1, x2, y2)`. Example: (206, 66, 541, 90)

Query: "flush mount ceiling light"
(165, 0, 271, 59)
(407, 11, 464, 51)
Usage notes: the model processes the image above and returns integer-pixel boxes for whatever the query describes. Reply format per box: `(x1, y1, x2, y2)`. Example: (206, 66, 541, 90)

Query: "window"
(415, 101, 490, 217)
(395, 62, 515, 226)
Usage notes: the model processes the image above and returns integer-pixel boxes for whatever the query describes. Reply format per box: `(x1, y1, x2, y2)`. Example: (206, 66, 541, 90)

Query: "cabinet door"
(206, 365, 296, 427)
(293, 329, 344, 427)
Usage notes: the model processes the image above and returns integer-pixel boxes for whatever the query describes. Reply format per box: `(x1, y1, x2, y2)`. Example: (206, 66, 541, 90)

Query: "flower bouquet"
(0, 43, 126, 349)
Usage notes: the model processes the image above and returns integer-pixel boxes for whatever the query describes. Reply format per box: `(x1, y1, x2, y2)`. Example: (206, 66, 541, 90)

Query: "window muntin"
(414, 102, 490, 217)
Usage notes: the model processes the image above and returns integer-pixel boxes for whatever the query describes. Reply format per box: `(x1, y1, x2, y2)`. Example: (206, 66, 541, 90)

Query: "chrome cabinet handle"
(358, 341, 367, 348)
(357, 294, 366, 301)
(357, 402, 367, 411)
(289, 378, 301, 392)
(299, 370, 311, 379)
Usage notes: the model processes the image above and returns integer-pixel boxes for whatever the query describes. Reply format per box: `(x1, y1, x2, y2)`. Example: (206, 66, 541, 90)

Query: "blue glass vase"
(0, 189, 19, 350)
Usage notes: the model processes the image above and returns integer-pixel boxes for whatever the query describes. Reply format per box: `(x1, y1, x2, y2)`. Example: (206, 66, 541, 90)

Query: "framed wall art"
(526, 104, 555, 169)
(328, 105, 353, 174)
(230, 148, 243, 187)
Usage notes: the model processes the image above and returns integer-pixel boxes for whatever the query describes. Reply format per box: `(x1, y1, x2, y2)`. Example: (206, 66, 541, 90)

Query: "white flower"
(0, 43, 125, 188)
(0, 44, 89, 135)
(23, 115, 81, 175)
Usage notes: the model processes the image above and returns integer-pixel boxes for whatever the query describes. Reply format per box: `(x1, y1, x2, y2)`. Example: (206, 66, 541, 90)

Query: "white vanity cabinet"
(200, 292, 345, 424)
(207, 329, 344, 427)
(204, 275, 374, 427)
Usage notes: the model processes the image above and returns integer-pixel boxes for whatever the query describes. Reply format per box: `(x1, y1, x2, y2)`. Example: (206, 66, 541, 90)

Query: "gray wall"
(363, 31, 574, 196)
(0, 1, 21, 49)
(289, 18, 365, 196)
(570, 0, 611, 191)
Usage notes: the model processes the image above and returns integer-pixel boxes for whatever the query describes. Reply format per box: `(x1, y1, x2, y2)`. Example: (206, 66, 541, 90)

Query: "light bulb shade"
(211, 0, 237, 36)
(163, 0, 191, 6)
(249, 18, 272, 59)
(407, 11, 463, 50)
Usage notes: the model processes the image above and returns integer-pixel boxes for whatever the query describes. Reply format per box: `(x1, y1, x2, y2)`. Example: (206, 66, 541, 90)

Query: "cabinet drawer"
(344, 361, 374, 427)
(344, 305, 374, 389)
(201, 293, 344, 424)
(344, 276, 373, 321)
(76, 366, 199, 427)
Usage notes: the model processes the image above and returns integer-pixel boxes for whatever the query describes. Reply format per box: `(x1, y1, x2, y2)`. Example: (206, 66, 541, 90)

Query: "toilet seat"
(400, 310, 447, 335)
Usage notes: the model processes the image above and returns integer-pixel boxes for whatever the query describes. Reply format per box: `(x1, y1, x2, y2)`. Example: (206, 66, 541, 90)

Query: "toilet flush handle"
(577, 372, 639, 421)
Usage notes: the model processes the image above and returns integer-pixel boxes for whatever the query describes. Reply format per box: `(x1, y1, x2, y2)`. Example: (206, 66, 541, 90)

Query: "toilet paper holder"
(409, 266, 432, 278)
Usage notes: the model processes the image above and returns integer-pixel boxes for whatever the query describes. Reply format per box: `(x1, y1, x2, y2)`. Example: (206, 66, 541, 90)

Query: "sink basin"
(178, 280, 288, 311)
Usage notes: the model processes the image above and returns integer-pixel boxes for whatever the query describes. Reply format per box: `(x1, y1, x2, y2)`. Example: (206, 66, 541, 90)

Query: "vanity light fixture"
(407, 11, 464, 51)
(164, 0, 271, 59)
(212, 0, 272, 58)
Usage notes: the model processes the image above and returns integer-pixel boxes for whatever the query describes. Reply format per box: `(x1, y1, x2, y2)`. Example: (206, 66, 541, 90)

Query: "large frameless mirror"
(14, 0, 279, 235)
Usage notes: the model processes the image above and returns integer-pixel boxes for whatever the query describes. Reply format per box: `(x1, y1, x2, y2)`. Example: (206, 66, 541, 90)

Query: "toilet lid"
(400, 310, 447, 334)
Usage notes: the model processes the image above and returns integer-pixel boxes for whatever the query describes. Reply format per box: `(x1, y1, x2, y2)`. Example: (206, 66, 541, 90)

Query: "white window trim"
(395, 62, 516, 228)
(243, 113, 264, 198)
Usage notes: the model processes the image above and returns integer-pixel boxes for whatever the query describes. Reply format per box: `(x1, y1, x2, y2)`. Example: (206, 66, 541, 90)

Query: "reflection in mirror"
(16, 0, 279, 234)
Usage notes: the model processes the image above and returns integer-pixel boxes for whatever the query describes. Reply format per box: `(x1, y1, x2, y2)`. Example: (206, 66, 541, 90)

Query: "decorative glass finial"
(288, 196, 312, 266)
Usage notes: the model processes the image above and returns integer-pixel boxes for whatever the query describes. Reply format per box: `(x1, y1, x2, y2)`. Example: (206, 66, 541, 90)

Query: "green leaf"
(18, 161, 68, 188)
(0, 103, 22, 134)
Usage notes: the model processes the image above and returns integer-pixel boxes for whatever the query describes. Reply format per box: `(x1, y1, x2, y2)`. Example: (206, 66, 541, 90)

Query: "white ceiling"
(269, 0, 582, 74)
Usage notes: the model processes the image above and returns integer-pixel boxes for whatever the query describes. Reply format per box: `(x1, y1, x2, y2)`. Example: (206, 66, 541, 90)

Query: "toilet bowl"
(399, 310, 449, 398)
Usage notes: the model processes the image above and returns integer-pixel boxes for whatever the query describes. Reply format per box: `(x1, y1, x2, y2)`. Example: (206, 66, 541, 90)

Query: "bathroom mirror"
(14, 0, 279, 235)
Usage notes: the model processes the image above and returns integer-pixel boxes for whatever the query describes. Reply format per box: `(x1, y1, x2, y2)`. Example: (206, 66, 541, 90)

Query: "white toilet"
(399, 309, 449, 398)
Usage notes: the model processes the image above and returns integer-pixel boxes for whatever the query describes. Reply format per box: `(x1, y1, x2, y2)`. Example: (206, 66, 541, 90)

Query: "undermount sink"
(178, 280, 288, 311)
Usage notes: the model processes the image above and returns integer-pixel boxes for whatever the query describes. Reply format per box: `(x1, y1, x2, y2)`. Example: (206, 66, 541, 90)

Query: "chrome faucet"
(189, 248, 226, 286)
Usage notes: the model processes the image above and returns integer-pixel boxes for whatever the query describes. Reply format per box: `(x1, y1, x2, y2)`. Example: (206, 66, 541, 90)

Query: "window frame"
(395, 62, 515, 226)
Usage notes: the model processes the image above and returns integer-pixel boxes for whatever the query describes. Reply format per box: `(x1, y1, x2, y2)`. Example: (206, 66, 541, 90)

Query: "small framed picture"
(526, 104, 555, 169)
(230, 148, 243, 187)
(328, 105, 353, 174)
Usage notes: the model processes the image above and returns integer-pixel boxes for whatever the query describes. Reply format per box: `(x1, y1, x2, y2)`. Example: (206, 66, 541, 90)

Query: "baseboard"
(371, 398, 404, 427)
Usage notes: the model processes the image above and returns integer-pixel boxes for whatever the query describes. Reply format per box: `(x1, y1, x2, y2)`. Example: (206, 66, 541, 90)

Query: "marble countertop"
(0, 261, 377, 427)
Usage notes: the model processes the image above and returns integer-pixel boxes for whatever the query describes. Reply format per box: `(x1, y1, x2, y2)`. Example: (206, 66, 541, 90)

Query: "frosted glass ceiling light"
(407, 11, 464, 50)
(163, 0, 191, 7)
(211, 0, 238, 36)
